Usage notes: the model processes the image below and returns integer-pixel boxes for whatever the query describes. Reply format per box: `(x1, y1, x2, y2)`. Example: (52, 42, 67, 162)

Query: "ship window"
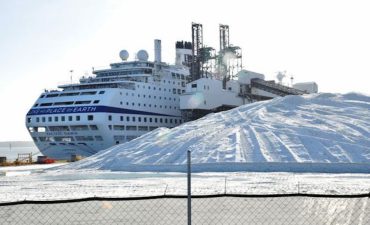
(76, 136, 94, 141)
(114, 125, 125, 130)
(132, 117, 136, 122)
(60, 92, 79, 97)
(148, 86, 151, 90)
(144, 117, 147, 122)
(54, 136, 74, 142)
(48, 117, 52, 122)
(149, 126, 158, 131)
(90, 125, 98, 130)
(36, 117, 40, 122)
(120, 116, 123, 121)
(126, 102, 129, 105)
(126, 116, 130, 122)
(75, 101, 91, 104)
(34, 103, 39, 107)
(76, 116, 80, 121)
(191, 84, 197, 88)
(160, 118, 163, 123)
(46, 94, 59, 98)
(138, 103, 141, 106)
(68, 116, 72, 121)
(93, 100, 100, 104)
(177, 89, 181, 94)
(54, 101, 74, 105)
(165, 119, 168, 123)
(49, 126, 69, 131)
(138, 117, 141, 122)
(175, 119, 177, 124)
(42, 117, 46, 122)
(149, 118, 152, 122)
(70, 125, 88, 131)
(88, 115, 94, 121)
(159, 88, 161, 91)
(132, 102, 135, 106)
(138, 126, 148, 131)
(170, 119, 173, 123)
(108, 115, 112, 121)
(54, 116, 59, 122)
(81, 91, 97, 95)
(95, 136, 103, 141)
(144, 104, 146, 107)
(126, 136, 138, 141)
(108, 125, 112, 130)
(126, 126, 137, 131)
(61, 116, 65, 121)
(27, 117, 32, 123)
(40, 95, 45, 98)
(40, 103, 53, 106)
(113, 135, 125, 141)
(99, 91, 105, 94)
(155, 118, 158, 123)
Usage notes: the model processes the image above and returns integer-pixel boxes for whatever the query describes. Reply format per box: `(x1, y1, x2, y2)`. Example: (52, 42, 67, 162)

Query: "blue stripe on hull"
(27, 105, 178, 117)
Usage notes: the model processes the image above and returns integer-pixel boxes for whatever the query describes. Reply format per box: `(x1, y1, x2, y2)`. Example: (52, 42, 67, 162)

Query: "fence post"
(187, 150, 191, 225)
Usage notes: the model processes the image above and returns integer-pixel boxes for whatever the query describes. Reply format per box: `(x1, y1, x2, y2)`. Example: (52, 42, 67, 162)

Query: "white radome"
(137, 50, 149, 61)
(119, 50, 129, 61)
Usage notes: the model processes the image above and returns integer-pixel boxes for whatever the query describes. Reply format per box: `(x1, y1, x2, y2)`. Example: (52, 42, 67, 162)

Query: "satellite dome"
(119, 50, 129, 61)
(137, 50, 149, 61)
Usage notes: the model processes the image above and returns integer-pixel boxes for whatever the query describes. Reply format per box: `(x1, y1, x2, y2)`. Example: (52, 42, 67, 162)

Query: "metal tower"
(191, 23, 203, 81)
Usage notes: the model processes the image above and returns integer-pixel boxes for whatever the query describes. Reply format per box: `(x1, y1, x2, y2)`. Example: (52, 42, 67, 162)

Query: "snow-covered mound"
(61, 93, 370, 172)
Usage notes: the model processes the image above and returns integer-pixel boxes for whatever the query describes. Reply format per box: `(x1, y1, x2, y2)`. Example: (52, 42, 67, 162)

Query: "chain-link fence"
(1, 193, 369, 225)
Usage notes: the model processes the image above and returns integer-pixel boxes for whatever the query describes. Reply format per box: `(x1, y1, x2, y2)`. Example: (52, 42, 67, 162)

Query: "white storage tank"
(293, 82, 318, 93)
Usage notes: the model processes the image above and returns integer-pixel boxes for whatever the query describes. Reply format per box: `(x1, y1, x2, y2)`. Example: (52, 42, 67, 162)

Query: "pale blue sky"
(1, 0, 369, 141)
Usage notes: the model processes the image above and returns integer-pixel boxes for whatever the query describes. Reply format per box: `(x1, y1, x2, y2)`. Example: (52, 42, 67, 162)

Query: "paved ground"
(0, 196, 369, 225)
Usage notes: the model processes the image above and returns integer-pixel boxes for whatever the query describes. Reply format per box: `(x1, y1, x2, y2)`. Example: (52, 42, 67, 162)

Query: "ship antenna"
(70, 70, 73, 84)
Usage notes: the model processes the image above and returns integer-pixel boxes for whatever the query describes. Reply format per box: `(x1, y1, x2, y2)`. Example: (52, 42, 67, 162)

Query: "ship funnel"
(154, 39, 162, 63)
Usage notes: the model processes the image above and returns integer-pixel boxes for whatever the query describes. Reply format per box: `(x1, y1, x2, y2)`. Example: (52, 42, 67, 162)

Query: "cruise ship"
(26, 40, 192, 159)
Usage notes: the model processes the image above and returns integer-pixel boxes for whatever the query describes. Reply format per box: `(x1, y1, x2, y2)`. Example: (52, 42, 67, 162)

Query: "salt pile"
(60, 93, 370, 172)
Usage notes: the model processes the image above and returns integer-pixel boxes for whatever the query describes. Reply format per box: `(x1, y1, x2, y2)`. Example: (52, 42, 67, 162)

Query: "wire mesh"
(0, 195, 369, 225)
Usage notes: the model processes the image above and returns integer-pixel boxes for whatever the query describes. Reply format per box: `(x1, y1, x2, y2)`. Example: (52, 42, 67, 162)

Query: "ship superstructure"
(26, 40, 192, 159)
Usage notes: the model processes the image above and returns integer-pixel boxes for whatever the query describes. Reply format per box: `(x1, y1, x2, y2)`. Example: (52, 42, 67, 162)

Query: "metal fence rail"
(1, 194, 369, 225)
